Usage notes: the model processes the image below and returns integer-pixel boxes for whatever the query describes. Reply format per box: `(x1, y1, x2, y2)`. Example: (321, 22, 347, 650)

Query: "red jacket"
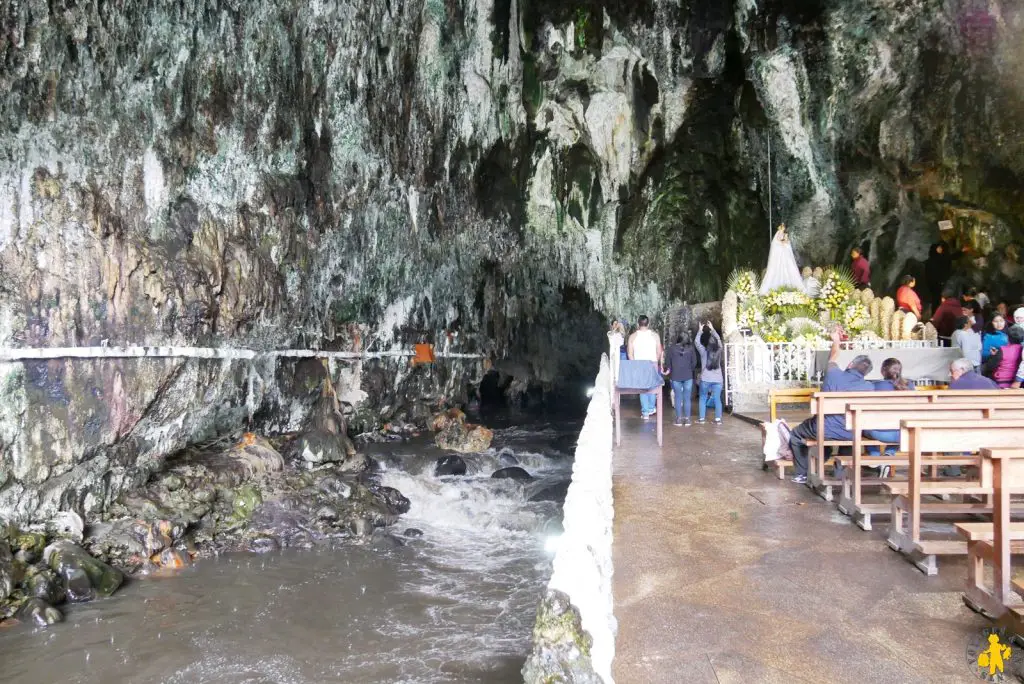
(852, 256, 871, 286)
(932, 297, 963, 338)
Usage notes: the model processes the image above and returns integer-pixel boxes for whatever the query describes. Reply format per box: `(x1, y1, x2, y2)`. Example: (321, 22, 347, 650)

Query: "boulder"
(403, 528, 424, 538)
(297, 430, 360, 467)
(430, 408, 466, 432)
(12, 531, 47, 564)
(434, 455, 467, 476)
(435, 422, 493, 453)
(245, 535, 281, 554)
(24, 566, 66, 605)
(45, 541, 124, 602)
(17, 598, 63, 628)
(492, 466, 533, 481)
(373, 486, 412, 516)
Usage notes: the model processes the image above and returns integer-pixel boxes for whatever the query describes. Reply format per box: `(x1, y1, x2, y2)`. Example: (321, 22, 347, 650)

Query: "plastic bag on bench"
(760, 419, 793, 462)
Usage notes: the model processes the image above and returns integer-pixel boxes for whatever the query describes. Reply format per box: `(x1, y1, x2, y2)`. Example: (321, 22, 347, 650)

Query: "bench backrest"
(900, 419, 1024, 453)
(980, 448, 1024, 490)
(845, 403, 1024, 431)
(814, 389, 1024, 417)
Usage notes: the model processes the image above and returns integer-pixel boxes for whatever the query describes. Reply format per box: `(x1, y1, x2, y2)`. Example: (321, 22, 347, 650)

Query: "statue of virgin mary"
(759, 224, 804, 294)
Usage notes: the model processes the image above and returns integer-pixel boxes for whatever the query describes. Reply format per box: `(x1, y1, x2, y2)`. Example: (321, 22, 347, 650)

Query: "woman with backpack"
(694, 322, 724, 425)
(662, 332, 699, 426)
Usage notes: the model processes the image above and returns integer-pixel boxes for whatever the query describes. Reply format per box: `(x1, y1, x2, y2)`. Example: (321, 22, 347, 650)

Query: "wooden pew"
(839, 402, 1024, 530)
(769, 387, 815, 422)
(957, 448, 1024, 621)
(805, 390, 1024, 501)
(885, 420, 1024, 575)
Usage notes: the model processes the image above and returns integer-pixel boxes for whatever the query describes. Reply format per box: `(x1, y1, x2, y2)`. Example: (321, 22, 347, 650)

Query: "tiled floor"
(611, 403, 991, 683)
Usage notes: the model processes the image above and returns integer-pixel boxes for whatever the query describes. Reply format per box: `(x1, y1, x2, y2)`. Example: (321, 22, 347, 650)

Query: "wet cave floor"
(612, 402, 989, 684)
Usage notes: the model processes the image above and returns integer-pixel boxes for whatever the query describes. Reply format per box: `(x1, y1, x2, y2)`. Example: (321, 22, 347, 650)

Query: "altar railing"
(724, 337, 939, 405)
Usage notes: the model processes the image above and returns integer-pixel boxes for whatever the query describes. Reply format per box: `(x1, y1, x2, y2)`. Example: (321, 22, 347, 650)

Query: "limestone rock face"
(2, 1, 1024, 524)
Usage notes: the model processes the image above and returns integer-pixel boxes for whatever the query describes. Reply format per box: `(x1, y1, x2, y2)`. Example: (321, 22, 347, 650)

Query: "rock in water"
(17, 598, 63, 628)
(45, 541, 124, 602)
(435, 422, 493, 453)
(403, 528, 424, 538)
(24, 566, 66, 605)
(434, 455, 467, 476)
(492, 466, 533, 481)
(430, 408, 466, 432)
(374, 486, 411, 516)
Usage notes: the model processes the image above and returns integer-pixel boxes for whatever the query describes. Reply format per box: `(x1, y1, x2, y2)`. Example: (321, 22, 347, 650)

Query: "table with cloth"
(813, 348, 961, 383)
(615, 359, 664, 446)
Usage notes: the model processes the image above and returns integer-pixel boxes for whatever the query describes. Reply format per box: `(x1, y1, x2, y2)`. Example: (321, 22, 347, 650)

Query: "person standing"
(627, 315, 664, 420)
(663, 333, 698, 426)
(983, 314, 1009, 361)
(951, 315, 982, 368)
(932, 286, 964, 339)
(694, 322, 724, 425)
(895, 276, 922, 318)
(851, 247, 871, 289)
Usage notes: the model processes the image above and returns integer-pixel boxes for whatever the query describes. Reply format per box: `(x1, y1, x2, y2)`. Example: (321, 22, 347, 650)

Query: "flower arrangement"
(817, 266, 855, 314)
(842, 301, 870, 333)
(737, 298, 765, 329)
(727, 269, 759, 300)
(763, 286, 814, 317)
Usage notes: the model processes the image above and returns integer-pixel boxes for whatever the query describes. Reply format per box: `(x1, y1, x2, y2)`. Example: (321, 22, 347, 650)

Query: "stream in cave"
(0, 419, 577, 684)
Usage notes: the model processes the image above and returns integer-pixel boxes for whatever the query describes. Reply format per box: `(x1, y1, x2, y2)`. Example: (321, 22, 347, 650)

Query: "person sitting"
(895, 276, 922, 318)
(951, 315, 982, 368)
(662, 333, 699, 426)
(980, 324, 1024, 388)
(949, 357, 998, 390)
(932, 286, 964, 340)
(982, 313, 1008, 362)
(850, 247, 871, 289)
(787, 330, 874, 484)
(863, 358, 909, 465)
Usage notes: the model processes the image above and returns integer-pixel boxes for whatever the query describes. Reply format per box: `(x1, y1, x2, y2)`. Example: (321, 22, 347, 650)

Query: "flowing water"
(0, 420, 577, 683)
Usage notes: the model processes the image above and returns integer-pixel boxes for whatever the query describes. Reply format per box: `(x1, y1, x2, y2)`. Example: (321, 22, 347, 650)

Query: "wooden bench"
(957, 448, 1024, 621)
(769, 387, 816, 421)
(839, 402, 1024, 530)
(804, 390, 1024, 501)
(886, 419, 1024, 575)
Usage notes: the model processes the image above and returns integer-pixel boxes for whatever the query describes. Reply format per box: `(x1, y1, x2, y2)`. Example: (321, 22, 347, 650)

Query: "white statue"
(759, 223, 804, 294)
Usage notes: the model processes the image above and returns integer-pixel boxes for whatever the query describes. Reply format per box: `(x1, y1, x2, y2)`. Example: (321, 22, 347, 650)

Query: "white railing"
(523, 354, 615, 683)
(724, 337, 938, 404)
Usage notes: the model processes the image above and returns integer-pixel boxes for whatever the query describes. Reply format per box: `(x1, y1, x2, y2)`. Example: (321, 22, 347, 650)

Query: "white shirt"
(631, 329, 659, 362)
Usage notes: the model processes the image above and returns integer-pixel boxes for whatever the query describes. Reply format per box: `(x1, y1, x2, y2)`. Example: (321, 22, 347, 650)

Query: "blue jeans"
(671, 379, 693, 421)
(864, 429, 899, 456)
(699, 382, 722, 421)
(639, 392, 657, 416)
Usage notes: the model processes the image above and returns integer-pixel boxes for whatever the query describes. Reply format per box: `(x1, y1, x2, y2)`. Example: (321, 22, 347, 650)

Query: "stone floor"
(611, 401, 991, 684)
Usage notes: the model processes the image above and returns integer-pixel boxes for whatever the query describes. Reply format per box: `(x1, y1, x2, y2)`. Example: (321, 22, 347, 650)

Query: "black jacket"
(665, 344, 698, 382)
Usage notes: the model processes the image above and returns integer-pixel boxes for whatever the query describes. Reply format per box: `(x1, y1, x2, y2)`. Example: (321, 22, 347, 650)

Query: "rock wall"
(2, 0, 1023, 522)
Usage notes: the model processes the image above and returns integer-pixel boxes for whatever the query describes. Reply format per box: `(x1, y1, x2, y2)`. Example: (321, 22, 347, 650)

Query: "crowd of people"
(612, 316, 725, 427)
(845, 243, 1024, 388)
